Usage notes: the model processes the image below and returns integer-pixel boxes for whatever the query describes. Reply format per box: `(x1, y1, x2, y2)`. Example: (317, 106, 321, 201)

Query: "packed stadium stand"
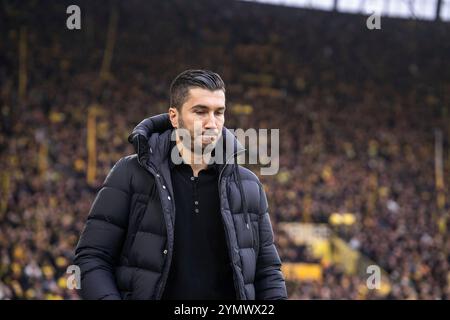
(0, 0, 449, 299)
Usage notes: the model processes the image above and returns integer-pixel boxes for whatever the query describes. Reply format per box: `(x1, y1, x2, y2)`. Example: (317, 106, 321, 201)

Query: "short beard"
(177, 115, 203, 154)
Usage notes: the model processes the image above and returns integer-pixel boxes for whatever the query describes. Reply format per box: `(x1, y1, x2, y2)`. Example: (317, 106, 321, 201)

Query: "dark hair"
(169, 69, 225, 109)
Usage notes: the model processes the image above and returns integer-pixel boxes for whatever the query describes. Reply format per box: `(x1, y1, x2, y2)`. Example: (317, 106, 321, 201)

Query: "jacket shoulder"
(237, 166, 261, 185)
(105, 154, 150, 194)
(236, 166, 268, 214)
(119, 154, 142, 172)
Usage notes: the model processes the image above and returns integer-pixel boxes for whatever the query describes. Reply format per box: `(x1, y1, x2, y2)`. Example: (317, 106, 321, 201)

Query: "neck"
(175, 139, 211, 177)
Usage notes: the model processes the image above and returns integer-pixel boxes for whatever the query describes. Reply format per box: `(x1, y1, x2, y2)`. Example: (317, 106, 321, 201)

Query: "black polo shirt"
(161, 144, 236, 300)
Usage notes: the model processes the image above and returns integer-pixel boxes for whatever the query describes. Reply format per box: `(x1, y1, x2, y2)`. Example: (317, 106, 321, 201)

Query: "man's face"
(169, 87, 225, 153)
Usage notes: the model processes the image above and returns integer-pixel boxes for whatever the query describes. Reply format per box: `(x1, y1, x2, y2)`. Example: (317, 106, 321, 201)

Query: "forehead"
(184, 87, 225, 108)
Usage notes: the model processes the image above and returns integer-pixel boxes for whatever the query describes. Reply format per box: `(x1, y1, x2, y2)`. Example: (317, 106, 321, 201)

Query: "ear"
(168, 107, 178, 128)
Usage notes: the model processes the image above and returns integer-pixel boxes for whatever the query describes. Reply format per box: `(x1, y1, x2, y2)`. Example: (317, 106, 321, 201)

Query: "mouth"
(201, 135, 217, 144)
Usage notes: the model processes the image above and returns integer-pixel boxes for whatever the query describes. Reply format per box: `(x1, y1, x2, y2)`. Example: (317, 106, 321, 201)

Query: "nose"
(204, 111, 218, 130)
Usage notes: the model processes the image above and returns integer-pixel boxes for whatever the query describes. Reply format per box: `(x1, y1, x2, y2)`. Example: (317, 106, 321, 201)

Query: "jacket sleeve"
(74, 157, 131, 300)
(254, 182, 288, 300)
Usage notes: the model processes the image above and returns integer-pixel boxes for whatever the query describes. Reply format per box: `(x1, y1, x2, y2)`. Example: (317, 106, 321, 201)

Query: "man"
(74, 69, 287, 300)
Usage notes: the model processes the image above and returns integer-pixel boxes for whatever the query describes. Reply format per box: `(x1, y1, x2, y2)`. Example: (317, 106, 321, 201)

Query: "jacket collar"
(146, 127, 245, 178)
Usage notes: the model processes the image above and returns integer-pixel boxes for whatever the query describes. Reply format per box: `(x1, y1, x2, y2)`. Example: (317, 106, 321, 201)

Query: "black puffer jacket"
(74, 115, 287, 300)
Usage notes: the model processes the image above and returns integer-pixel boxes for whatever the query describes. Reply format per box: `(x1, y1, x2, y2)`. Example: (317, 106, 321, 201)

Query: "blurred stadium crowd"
(0, 0, 449, 299)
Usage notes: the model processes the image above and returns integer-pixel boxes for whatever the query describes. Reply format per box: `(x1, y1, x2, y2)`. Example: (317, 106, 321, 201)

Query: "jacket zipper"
(217, 148, 246, 300)
(142, 162, 175, 300)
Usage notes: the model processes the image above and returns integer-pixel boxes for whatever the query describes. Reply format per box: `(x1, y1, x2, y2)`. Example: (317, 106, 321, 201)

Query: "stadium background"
(0, 0, 449, 299)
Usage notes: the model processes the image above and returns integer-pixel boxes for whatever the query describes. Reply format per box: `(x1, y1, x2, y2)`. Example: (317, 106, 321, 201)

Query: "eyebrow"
(191, 104, 226, 111)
